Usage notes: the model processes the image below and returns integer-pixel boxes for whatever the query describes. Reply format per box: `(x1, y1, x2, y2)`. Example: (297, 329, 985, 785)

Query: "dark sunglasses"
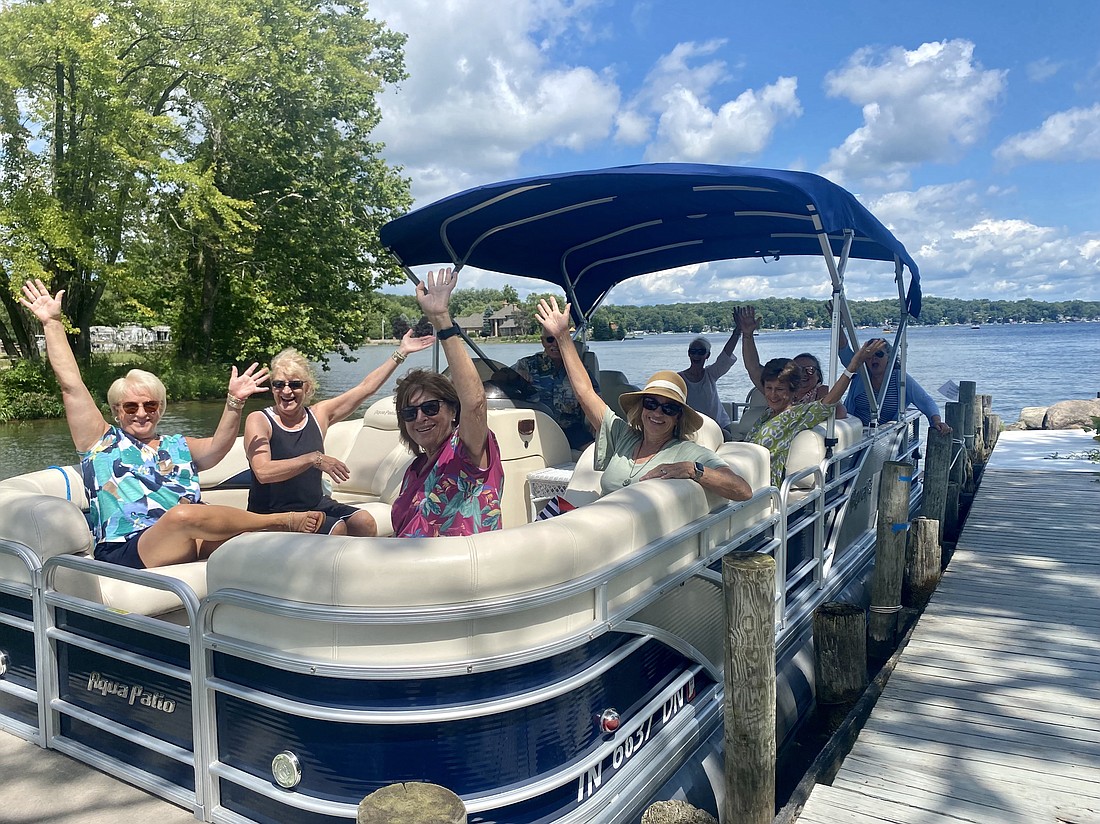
(542, 336, 556, 344)
(120, 400, 160, 415)
(271, 379, 306, 390)
(872, 350, 887, 359)
(641, 395, 683, 417)
(399, 399, 445, 422)
(687, 348, 708, 356)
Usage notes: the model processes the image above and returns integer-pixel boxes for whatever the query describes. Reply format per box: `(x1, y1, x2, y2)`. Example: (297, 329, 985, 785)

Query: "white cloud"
(615, 40, 802, 162)
(371, 0, 620, 204)
(994, 104, 1100, 163)
(821, 40, 1006, 187)
(859, 183, 1100, 300)
(1026, 57, 1063, 83)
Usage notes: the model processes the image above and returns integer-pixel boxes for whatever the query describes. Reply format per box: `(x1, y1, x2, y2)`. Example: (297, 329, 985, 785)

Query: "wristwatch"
(436, 322, 461, 340)
(693, 461, 705, 481)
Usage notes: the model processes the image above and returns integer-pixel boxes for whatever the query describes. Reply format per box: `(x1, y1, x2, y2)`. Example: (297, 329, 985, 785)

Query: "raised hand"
(535, 296, 571, 340)
(415, 267, 456, 323)
(397, 328, 436, 356)
(852, 338, 887, 366)
(735, 305, 759, 334)
(228, 363, 270, 399)
(19, 279, 64, 325)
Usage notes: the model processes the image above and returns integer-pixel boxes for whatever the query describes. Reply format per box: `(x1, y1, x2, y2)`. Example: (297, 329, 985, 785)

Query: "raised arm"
(822, 338, 886, 407)
(417, 268, 490, 466)
(535, 297, 609, 428)
(19, 279, 108, 452)
(188, 364, 270, 471)
(313, 330, 436, 429)
(905, 374, 951, 434)
(735, 306, 763, 390)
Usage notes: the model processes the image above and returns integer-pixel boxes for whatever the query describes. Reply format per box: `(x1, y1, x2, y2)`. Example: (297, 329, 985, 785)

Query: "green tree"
(1, 0, 410, 365)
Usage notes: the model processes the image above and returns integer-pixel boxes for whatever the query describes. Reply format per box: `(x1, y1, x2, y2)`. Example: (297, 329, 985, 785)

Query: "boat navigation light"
(599, 708, 621, 735)
(271, 751, 303, 788)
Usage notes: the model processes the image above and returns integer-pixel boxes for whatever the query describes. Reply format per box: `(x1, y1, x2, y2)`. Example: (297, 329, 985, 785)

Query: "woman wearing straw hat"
(535, 298, 751, 502)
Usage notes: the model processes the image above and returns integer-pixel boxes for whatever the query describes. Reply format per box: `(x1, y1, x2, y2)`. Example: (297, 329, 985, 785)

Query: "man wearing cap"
(535, 297, 751, 503)
(510, 330, 600, 450)
(678, 326, 740, 440)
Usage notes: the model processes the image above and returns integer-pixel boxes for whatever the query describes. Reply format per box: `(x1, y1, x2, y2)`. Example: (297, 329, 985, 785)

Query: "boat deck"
(798, 428, 1100, 824)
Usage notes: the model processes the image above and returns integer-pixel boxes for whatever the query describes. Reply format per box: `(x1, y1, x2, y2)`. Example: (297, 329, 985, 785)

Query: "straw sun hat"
(619, 370, 704, 436)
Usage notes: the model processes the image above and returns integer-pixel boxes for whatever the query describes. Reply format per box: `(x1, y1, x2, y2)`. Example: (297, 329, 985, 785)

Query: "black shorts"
(316, 497, 360, 534)
(94, 529, 148, 569)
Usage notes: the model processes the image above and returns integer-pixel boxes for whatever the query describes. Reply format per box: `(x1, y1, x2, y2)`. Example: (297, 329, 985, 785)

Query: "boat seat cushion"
(205, 476, 773, 665)
(565, 433, 770, 508)
(786, 417, 864, 489)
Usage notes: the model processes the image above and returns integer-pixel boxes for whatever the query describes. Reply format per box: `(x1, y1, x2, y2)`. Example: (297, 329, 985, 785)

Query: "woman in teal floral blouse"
(748, 337, 885, 487)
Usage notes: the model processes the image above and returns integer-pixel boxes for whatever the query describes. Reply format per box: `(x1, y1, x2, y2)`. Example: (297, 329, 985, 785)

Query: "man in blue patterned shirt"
(512, 333, 600, 450)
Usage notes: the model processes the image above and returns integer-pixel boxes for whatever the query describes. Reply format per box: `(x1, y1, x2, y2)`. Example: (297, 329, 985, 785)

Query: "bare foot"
(283, 511, 325, 533)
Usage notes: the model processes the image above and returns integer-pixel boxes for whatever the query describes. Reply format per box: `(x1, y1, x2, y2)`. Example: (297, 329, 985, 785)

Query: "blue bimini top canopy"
(379, 163, 921, 320)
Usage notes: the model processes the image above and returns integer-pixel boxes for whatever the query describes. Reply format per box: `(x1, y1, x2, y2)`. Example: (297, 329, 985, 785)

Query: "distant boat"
(971, 323, 981, 329)
(623, 330, 645, 339)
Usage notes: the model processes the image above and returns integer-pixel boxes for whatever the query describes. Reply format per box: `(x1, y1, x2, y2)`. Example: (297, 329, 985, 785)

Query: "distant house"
(488, 304, 526, 337)
(116, 324, 155, 349)
(90, 326, 119, 353)
(453, 304, 527, 338)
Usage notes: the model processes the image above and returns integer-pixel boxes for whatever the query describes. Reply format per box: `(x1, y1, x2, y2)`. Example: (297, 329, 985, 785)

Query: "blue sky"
(370, 0, 1100, 305)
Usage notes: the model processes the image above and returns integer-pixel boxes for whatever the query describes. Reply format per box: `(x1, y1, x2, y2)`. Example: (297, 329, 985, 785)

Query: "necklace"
(622, 439, 667, 487)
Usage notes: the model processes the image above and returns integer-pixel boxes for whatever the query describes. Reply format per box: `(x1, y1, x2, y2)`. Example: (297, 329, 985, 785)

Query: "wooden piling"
(868, 461, 911, 653)
(722, 551, 776, 824)
(958, 381, 977, 453)
(905, 517, 942, 605)
(919, 426, 951, 541)
(943, 401, 967, 540)
(357, 782, 466, 824)
(813, 602, 867, 705)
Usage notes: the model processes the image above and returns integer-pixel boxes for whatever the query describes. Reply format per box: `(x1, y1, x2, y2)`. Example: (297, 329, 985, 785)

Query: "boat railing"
(38, 554, 207, 817)
(0, 537, 44, 743)
(197, 487, 783, 679)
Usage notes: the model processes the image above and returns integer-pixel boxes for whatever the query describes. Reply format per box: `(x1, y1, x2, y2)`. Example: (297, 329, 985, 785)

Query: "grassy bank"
(0, 354, 234, 422)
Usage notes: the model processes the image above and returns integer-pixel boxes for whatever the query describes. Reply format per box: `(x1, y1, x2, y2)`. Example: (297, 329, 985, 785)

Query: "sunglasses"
(872, 350, 887, 359)
(399, 399, 446, 421)
(542, 336, 556, 344)
(120, 400, 160, 415)
(641, 396, 683, 417)
(271, 379, 306, 391)
(687, 348, 708, 356)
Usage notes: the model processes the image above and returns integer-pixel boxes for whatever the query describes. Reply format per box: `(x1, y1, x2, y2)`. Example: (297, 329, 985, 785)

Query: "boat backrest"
(564, 424, 771, 508)
(726, 387, 768, 441)
(785, 417, 865, 489)
(486, 406, 573, 527)
(329, 396, 413, 505)
(597, 370, 639, 419)
(205, 475, 775, 667)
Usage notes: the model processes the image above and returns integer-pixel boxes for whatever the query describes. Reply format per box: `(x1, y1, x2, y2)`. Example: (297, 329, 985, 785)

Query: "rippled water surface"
(3, 322, 1097, 481)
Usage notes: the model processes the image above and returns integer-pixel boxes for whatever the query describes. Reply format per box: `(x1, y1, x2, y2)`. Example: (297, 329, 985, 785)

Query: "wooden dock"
(798, 429, 1100, 824)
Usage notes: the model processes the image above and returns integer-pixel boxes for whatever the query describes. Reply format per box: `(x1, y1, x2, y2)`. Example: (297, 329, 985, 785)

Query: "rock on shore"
(1006, 398, 1100, 431)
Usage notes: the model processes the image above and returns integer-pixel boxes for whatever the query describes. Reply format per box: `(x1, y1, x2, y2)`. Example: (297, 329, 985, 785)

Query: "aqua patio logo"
(86, 672, 177, 714)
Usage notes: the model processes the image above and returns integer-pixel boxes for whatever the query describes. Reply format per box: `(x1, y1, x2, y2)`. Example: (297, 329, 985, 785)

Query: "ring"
(660, 469, 666, 475)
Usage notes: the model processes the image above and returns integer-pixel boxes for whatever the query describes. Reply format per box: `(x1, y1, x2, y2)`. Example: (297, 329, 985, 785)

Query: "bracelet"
(842, 368, 856, 380)
(391, 349, 407, 364)
(313, 451, 324, 468)
(226, 393, 246, 410)
(436, 322, 461, 341)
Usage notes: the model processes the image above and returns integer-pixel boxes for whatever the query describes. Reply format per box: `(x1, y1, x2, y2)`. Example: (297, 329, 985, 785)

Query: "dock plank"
(798, 431, 1100, 823)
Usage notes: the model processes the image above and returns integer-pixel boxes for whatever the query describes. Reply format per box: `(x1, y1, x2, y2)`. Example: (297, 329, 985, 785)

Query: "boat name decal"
(576, 677, 693, 803)
(85, 672, 177, 714)
(849, 477, 874, 510)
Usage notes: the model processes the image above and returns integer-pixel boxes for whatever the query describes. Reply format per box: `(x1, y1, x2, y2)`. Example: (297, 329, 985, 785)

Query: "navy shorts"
(316, 497, 360, 534)
(94, 529, 148, 569)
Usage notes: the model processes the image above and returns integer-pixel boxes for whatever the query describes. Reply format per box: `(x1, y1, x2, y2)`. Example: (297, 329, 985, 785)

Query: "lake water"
(2, 322, 1097, 481)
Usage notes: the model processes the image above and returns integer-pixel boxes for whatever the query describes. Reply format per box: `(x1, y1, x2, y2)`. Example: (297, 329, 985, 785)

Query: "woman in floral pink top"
(389, 269, 504, 537)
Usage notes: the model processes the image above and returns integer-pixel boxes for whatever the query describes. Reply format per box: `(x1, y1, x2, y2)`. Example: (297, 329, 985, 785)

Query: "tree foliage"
(1, 0, 410, 364)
